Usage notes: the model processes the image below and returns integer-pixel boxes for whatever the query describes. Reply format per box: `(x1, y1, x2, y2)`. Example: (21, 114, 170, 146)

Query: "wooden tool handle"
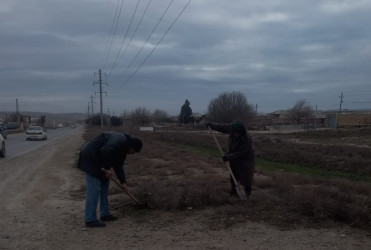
(101, 168, 142, 204)
(208, 126, 239, 185)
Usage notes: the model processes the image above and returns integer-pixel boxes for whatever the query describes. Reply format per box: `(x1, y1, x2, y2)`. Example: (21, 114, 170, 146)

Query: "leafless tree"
(130, 107, 151, 126)
(207, 91, 255, 123)
(152, 109, 168, 125)
(288, 99, 314, 124)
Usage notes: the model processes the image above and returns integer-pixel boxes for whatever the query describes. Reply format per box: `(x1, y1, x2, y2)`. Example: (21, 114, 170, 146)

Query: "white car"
(26, 126, 47, 141)
(0, 134, 5, 157)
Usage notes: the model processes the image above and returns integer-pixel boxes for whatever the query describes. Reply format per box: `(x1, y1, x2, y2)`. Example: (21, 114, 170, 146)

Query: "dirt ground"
(1, 130, 371, 250)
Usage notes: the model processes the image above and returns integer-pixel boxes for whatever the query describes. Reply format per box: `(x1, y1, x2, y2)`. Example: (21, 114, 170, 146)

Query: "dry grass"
(81, 127, 371, 230)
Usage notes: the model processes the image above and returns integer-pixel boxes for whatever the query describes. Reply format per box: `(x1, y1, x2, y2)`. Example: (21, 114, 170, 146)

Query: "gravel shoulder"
(0, 131, 370, 250)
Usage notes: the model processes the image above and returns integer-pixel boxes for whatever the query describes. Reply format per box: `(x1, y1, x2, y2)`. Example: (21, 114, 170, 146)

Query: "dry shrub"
(254, 136, 371, 175)
(290, 184, 371, 227)
(81, 127, 371, 230)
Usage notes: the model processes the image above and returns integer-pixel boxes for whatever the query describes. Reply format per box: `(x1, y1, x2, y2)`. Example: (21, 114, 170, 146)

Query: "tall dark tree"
(178, 99, 194, 124)
(207, 91, 255, 123)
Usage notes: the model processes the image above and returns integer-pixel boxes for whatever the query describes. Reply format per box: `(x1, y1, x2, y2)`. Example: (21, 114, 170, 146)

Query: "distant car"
(0, 134, 5, 157)
(0, 126, 7, 139)
(26, 126, 47, 141)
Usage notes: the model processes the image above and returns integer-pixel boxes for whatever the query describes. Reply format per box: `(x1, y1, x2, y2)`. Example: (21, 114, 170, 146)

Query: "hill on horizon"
(0, 111, 87, 124)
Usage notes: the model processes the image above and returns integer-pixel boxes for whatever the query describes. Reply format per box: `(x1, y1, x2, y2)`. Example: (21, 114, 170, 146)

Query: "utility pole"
(90, 96, 95, 116)
(255, 104, 258, 114)
(337, 92, 344, 128)
(88, 102, 90, 117)
(94, 69, 107, 128)
(16, 98, 19, 114)
(16, 98, 20, 129)
(314, 105, 317, 131)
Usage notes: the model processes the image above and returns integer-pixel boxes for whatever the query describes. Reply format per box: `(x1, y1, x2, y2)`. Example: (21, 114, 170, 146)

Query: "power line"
(118, 0, 175, 81)
(100, 0, 121, 69)
(101, 0, 125, 71)
(109, 0, 141, 76)
(110, 0, 152, 80)
(122, 0, 192, 85)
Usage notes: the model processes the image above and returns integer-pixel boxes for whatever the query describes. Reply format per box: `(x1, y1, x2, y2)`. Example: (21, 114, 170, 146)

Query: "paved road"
(0, 126, 83, 162)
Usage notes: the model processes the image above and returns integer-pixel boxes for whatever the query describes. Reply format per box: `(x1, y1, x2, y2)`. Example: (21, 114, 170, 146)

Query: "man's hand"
(122, 183, 128, 192)
(103, 169, 114, 178)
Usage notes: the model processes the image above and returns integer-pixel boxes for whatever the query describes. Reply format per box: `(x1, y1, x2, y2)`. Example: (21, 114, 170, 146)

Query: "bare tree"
(288, 99, 314, 124)
(152, 109, 168, 125)
(207, 91, 255, 123)
(130, 107, 151, 126)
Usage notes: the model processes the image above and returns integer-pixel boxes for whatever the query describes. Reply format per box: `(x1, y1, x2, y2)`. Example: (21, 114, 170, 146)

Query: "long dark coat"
(209, 123, 255, 191)
(78, 132, 132, 183)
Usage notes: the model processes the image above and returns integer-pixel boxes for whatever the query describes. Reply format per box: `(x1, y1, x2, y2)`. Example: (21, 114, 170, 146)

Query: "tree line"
(86, 91, 315, 127)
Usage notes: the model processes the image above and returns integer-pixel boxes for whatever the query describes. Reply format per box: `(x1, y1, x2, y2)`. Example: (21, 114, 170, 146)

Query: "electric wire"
(118, 0, 175, 81)
(100, 0, 121, 70)
(111, 0, 152, 80)
(122, 0, 192, 85)
(109, 0, 141, 77)
(101, 0, 126, 71)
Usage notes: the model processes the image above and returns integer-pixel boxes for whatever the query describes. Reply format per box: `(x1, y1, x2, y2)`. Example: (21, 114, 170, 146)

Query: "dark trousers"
(230, 165, 254, 196)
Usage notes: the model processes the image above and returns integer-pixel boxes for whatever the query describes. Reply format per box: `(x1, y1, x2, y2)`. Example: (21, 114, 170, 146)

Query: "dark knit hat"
(130, 138, 143, 152)
(231, 122, 244, 132)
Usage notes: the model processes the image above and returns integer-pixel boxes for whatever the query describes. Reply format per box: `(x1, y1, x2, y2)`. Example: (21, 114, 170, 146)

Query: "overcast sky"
(1, 0, 371, 116)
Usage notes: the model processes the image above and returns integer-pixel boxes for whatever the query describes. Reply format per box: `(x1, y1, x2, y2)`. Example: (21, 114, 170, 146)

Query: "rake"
(208, 126, 247, 201)
(101, 168, 148, 208)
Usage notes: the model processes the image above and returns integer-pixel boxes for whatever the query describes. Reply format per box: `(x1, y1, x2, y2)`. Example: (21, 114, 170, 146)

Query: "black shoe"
(100, 215, 118, 222)
(85, 220, 106, 228)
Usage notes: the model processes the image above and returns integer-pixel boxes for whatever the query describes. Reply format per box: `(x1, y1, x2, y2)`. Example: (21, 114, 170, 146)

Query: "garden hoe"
(208, 127, 248, 201)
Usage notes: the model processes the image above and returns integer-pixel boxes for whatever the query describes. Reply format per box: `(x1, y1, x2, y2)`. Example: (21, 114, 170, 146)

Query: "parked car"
(26, 126, 47, 141)
(0, 126, 7, 139)
(0, 134, 5, 157)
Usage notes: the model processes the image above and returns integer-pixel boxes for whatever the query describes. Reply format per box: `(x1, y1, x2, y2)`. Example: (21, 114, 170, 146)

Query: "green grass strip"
(256, 158, 371, 183)
(168, 140, 371, 183)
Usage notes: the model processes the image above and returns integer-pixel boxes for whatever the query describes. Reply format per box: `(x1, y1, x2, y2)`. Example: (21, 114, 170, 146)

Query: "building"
(325, 109, 371, 128)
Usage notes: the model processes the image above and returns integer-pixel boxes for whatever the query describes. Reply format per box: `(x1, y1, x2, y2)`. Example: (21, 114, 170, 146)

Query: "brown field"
(82, 127, 371, 231)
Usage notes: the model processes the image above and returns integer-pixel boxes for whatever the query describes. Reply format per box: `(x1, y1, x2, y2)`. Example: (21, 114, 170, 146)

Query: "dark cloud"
(1, 0, 371, 115)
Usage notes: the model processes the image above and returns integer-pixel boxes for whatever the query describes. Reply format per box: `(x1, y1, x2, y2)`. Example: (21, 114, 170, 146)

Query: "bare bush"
(152, 109, 169, 125)
(207, 91, 255, 123)
(287, 99, 314, 124)
(81, 128, 371, 230)
(131, 107, 151, 125)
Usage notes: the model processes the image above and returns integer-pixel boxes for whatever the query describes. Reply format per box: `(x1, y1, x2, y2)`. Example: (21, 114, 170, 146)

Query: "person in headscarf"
(207, 121, 255, 197)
